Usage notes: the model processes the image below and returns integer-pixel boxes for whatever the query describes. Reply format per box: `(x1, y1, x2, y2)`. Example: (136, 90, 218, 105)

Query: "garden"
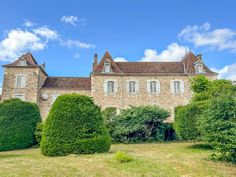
(0, 76, 235, 177)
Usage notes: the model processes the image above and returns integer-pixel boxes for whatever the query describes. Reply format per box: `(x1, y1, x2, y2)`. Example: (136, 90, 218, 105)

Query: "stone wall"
(1, 67, 41, 103)
(91, 74, 216, 121)
(39, 88, 91, 120)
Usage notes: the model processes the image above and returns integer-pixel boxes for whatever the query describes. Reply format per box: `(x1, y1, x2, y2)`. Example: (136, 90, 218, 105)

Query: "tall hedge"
(40, 94, 111, 156)
(174, 101, 209, 141)
(0, 99, 41, 151)
(109, 105, 170, 143)
(198, 95, 236, 162)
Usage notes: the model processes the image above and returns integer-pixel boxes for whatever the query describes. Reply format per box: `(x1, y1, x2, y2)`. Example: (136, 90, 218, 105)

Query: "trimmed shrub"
(0, 99, 41, 151)
(174, 101, 209, 141)
(198, 95, 236, 162)
(40, 94, 111, 156)
(110, 105, 170, 143)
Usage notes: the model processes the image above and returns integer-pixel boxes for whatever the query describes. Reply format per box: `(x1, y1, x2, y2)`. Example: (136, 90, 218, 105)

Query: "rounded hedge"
(40, 94, 111, 156)
(0, 99, 41, 151)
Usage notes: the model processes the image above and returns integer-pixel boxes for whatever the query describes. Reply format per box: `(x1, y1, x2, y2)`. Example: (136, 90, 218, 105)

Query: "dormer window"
(103, 62, 112, 73)
(195, 64, 205, 74)
(17, 58, 28, 66)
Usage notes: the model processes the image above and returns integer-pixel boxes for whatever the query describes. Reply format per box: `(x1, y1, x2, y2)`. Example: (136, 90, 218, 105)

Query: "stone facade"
(1, 51, 217, 121)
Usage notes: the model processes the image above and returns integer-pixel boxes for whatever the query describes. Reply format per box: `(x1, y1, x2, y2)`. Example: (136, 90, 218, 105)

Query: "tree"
(190, 75, 211, 94)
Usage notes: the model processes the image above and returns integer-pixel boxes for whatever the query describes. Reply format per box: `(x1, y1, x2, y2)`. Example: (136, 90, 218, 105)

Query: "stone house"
(1, 51, 217, 121)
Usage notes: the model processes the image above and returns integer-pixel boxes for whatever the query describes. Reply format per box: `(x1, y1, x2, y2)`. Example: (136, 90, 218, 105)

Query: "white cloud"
(33, 26, 58, 40)
(211, 63, 236, 81)
(23, 20, 35, 27)
(0, 29, 45, 61)
(178, 22, 236, 52)
(140, 43, 189, 62)
(60, 39, 95, 49)
(114, 57, 128, 62)
(61, 16, 85, 26)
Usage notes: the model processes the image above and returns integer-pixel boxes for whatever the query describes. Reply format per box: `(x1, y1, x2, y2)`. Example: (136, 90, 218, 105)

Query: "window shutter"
(147, 80, 151, 94)
(104, 81, 107, 93)
(114, 81, 118, 92)
(22, 76, 26, 87)
(157, 80, 161, 93)
(180, 80, 184, 93)
(170, 80, 175, 93)
(136, 81, 139, 93)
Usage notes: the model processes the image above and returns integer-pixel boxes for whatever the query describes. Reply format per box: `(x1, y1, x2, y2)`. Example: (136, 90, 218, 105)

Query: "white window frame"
(195, 64, 205, 74)
(171, 80, 184, 94)
(107, 81, 115, 93)
(15, 74, 27, 88)
(103, 62, 111, 73)
(13, 93, 25, 100)
(147, 80, 160, 94)
(104, 80, 118, 94)
(126, 80, 139, 94)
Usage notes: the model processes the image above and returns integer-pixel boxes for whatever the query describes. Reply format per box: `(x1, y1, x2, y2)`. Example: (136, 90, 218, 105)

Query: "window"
(171, 80, 184, 94)
(174, 81, 181, 94)
(104, 63, 111, 73)
(195, 64, 204, 73)
(13, 94, 25, 100)
(129, 81, 136, 93)
(107, 81, 115, 93)
(15, 75, 26, 88)
(17, 59, 27, 66)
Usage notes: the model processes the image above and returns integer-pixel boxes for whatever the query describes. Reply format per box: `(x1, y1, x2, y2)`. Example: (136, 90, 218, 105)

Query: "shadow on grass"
(187, 143, 212, 150)
(0, 154, 25, 159)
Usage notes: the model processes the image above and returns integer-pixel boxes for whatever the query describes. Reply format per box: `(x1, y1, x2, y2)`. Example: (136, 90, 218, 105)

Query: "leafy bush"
(34, 122, 43, 146)
(0, 99, 41, 151)
(114, 151, 133, 163)
(198, 95, 236, 162)
(110, 105, 170, 143)
(102, 107, 117, 123)
(174, 101, 209, 141)
(40, 94, 111, 156)
(190, 75, 210, 94)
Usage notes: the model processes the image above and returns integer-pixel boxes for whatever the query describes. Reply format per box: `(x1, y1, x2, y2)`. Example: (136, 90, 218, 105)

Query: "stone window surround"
(104, 79, 118, 94)
(126, 80, 139, 94)
(147, 79, 161, 94)
(170, 79, 184, 95)
(15, 74, 27, 88)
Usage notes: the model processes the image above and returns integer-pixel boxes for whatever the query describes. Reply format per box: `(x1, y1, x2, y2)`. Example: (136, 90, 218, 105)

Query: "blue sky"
(0, 0, 236, 84)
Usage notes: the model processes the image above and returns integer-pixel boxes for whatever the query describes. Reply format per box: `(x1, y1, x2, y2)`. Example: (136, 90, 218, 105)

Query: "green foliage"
(190, 75, 210, 93)
(174, 101, 209, 141)
(102, 107, 117, 123)
(34, 122, 43, 146)
(110, 105, 170, 143)
(114, 151, 133, 163)
(197, 95, 236, 162)
(0, 99, 41, 151)
(40, 94, 111, 156)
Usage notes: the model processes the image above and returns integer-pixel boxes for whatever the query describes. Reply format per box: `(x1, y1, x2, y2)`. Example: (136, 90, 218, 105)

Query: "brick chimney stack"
(93, 53, 98, 71)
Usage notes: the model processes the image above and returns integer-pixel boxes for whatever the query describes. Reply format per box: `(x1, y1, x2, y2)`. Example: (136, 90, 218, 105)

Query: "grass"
(0, 142, 235, 177)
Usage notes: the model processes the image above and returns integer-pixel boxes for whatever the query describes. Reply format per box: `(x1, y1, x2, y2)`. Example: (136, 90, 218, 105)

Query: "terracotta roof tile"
(3, 53, 38, 67)
(42, 77, 91, 90)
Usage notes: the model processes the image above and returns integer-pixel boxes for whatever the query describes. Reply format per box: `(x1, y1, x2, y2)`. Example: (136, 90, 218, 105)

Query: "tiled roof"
(93, 51, 217, 75)
(3, 53, 38, 67)
(116, 62, 184, 74)
(42, 77, 91, 90)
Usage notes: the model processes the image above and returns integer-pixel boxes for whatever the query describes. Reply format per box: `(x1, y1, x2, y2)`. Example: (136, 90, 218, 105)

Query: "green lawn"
(0, 142, 235, 177)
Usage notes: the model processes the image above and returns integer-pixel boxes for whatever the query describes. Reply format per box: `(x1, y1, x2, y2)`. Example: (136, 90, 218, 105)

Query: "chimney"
(41, 62, 46, 70)
(93, 53, 98, 71)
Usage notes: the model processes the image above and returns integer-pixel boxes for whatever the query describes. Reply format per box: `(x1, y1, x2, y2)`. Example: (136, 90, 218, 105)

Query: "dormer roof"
(2, 52, 38, 67)
(93, 51, 122, 73)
